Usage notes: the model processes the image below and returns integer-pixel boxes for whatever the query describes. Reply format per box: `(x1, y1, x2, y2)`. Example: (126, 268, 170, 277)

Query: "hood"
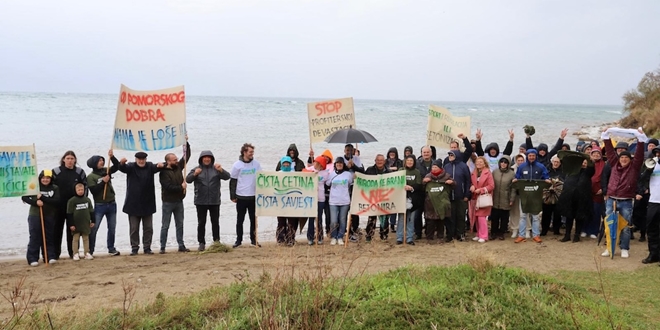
(562, 143, 571, 150)
(526, 148, 538, 163)
(484, 143, 500, 156)
(447, 150, 463, 163)
(86, 155, 104, 170)
(387, 147, 400, 160)
(321, 149, 333, 162)
(404, 146, 414, 157)
(287, 144, 300, 160)
(198, 150, 215, 166)
(498, 155, 512, 171)
(280, 156, 293, 172)
(537, 143, 548, 152)
(334, 157, 346, 173)
(404, 155, 417, 170)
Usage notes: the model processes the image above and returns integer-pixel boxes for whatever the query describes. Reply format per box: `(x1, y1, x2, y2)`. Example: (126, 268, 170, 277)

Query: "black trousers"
(196, 205, 220, 244)
(451, 200, 467, 238)
(490, 208, 510, 236)
(426, 218, 448, 240)
(53, 208, 73, 259)
(646, 203, 660, 257)
(563, 199, 590, 239)
(366, 216, 389, 239)
(541, 203, 562, 235)
(633, 194, 649, 233)
(235, 197, 256, 244)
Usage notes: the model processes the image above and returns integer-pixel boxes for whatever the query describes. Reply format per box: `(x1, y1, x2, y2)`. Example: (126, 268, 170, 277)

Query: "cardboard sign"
(426, 105, 471, 149)
(112, 84, 187, 151)
(350, 171, 407, 216)
(307, 97, 356, 143)
(255, 171, 318, 217)
(0, 145, 39, 197)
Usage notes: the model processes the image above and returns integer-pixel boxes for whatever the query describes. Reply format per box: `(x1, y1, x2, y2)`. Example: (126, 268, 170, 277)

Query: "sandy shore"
(0, 235, 649, 319)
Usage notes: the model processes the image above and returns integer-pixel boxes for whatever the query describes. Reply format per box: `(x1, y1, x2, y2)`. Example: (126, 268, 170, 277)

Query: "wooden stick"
(39, 206, 49, 267)
(102, 162, 111, 200)
(255, 216, 260, 247)
(403, 213, 407, 245)
(344, 215, 351, 248)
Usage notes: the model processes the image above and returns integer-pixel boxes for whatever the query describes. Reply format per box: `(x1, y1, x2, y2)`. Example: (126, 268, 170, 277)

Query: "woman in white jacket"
(326, 158, 354, 245)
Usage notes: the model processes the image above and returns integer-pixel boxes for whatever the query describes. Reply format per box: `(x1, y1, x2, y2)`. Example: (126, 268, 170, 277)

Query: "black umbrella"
(324, 126, 378, 144)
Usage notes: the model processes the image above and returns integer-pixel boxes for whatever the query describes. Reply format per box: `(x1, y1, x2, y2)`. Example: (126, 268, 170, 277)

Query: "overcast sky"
(1, 0, 659, 105)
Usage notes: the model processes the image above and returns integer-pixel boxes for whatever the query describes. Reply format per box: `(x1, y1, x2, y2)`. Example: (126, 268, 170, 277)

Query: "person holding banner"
(230, 143, 262, 248)
(326, 157, 354, 245)
(386, 147, 404, 232)
(399, 155, 422, 245)
(364, 154, 392, 241)
(307, 156, 329, 245)
(52, 151, 87, 260)
(416, 146, 435, 239)
(86, 150, 121, 256)
(275, 156, 297, 245)
(159, 140, 192, 253)
(186, 150, 231, 252)
(422, 160, 454, 242)
(441, 134, 474, 167)
(22, 170, 60, 266)
(118, 152, 164, 255)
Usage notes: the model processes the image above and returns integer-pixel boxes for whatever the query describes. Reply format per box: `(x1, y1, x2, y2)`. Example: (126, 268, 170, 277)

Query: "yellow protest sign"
(307, 97, 356, 144)
(426, 105, 471, 149)
(112, 84, 187, 151)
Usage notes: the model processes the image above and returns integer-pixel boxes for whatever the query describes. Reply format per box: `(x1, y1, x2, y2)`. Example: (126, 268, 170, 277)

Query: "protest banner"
(255, 171, 318, 217)
(426, 105, 471, 149)
(350, 171, 407, 216)
(307, 97, 356, 144)
(112, 84, 187, 151)
(0, 145, 39, 197)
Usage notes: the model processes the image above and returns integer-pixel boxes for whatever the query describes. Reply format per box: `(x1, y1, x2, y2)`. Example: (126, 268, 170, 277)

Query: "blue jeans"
(397, 210, 416, 243)
(606, 198, 633, 250)
(160, 201, 185, 249)
(329, 204, 349, 239)
(307, 202, 325, 241)
(89, 202, 118, 254)
(519, 213, 540, 237)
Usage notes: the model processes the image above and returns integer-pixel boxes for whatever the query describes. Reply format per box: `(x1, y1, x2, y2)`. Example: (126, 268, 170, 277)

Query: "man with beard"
(159, 140, 192, 253)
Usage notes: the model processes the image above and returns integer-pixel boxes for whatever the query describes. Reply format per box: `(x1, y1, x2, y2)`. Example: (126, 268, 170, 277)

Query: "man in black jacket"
(364, 154, 391, 241)
(118, 152, 164, 255)
(159, 141, 192, 253)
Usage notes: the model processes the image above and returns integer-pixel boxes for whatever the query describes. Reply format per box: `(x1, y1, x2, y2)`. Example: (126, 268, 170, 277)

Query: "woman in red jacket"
(471, 156, 495, 243)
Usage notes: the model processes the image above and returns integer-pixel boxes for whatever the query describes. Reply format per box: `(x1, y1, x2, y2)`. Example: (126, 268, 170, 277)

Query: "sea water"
(0, 92, 623, 256)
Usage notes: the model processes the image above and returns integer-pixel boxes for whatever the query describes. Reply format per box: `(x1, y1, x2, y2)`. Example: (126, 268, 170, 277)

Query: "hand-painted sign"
(0, 145, 39, 197)
(307, 97, 356, 143)
(426, 105, 471, 149)
(350, 171, 406, 216)
(255, 171, 318, 217)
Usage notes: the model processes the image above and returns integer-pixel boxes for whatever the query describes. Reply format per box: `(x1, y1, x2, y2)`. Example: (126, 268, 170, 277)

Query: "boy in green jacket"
(67, 182, 95, 261)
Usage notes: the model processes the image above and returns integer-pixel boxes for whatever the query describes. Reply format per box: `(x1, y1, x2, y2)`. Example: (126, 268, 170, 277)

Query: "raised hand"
(476, 129, 483, 141)
(560, 128, 568, 139)
(508, 129, 514, 141)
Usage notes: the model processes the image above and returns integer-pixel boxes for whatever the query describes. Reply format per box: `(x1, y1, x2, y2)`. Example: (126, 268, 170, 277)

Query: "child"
(22, 170, 60, 266)
(67, 182, 95, 260)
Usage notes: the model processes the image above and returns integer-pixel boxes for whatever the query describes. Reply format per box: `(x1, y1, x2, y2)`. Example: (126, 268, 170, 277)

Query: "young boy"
(67, 182, 95, 260)
(22, 170, 60, 266)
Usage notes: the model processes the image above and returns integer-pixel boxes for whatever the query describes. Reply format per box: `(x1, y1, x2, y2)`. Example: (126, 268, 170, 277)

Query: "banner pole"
(344, 215, 351, 248)
(403, 213, 407, 246)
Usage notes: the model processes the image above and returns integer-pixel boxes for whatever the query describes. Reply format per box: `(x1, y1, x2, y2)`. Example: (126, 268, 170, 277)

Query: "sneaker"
(478, 238, 486, 243)
(337, 238, 344, 245)
(511, 232, 518, 239)
(621, 249, 629, 258)
(525, 233, 531, 239)
(130, 249, 138, 256)
(330, 238, 337, 245)
(514, 237, 526, 243)
(85, 253, 94, 260)
(472, 236, 479, 241)
(589, 235, 597, 239)
(178, 246, 190, 252)
(159, 248, 166, 254)
(601, 250, 610, 257)
(250, 243, 262, 248)
(48, 259, 56, 264)
(198, 244, 205, 252)
(318, 240, 323, 245)
(532, 236, 542, 243)
(109, 250, 121, 256)
(580, 232, 587, 238)
(390, 224, 396, 233)
(29, 261, 38, 267)
(232, 242, 242, 248)
(407, 241, 415, 246)
(349, 235, 359, 243)
(308, 240, 314, 246)
(396, 241, 403, 245)
(73, 253, 80, 261)
(144, 249, 154, 255)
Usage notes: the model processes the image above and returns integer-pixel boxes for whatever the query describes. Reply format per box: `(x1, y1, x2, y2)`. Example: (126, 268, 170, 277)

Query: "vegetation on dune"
(3, 255, 659, 330)
(620, 67, 660, 137)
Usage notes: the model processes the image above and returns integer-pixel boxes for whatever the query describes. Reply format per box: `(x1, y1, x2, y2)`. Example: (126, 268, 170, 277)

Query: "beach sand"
(0, 236, 648, 319)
